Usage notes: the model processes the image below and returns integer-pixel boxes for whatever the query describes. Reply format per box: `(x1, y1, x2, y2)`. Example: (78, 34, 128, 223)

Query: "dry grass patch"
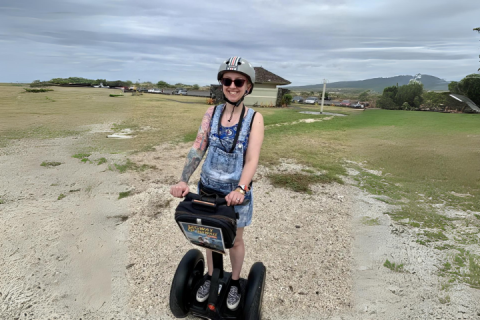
(268, 172, 339, 194)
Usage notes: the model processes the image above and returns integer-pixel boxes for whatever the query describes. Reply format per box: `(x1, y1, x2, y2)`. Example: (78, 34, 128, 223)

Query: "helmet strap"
(222, 90, 248, 122)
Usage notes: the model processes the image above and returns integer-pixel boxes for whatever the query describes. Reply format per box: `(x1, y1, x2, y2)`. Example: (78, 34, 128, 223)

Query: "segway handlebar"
(185, 192, 249, 206)
(185, 192, 227, 206)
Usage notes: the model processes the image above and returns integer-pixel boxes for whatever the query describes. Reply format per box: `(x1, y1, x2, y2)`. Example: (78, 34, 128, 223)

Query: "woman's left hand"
(226, 190, 244, 206)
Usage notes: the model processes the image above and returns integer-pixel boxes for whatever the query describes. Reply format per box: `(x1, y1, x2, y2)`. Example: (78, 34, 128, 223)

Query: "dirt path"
(1, 127, 479, 319)
(0, 126, 130, 319)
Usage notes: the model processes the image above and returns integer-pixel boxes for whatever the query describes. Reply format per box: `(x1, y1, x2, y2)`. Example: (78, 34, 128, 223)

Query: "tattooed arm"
(170, 106, 215, 197)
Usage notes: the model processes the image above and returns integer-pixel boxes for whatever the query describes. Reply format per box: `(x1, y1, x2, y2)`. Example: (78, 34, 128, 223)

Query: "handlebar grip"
(216, 198, 227, 206)
(185, 192, 227, 206)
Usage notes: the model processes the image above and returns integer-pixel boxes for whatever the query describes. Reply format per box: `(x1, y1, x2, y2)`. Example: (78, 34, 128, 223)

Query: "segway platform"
(170, 193, 266, 320)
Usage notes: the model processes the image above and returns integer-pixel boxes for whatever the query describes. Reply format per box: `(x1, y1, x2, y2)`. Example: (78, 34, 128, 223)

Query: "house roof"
(254, 67, 291, 85)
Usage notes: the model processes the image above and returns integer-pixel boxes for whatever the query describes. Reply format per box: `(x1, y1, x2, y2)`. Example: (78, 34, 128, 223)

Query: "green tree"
(141, 81, 154, 89)
(300, 91, 309, 97)
(423, 91, 449, 109)
(394, 82, 423, 108)
(382, 85, 398, 101)
(192, 84, 200, 90)
(448, 81, 460, 94)
(458, 74, 480, 105)
(157, 80, 171, 88)
(358, 90, 370, 101)
(377, 96, 398, 110)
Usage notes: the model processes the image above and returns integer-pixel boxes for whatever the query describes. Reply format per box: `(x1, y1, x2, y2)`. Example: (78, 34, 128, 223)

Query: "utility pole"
(475, 28, 480, 71)
(320, 79, 327, 114)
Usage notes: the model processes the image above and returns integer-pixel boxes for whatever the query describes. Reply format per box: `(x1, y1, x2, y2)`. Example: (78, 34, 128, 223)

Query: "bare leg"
(206, 249, 213, 276)
(205, 228, 245, 279)
(229, 227, 245, 280)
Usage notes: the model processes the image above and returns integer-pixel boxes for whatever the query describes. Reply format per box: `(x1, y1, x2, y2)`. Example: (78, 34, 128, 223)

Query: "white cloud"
(0, 0, 479, 84)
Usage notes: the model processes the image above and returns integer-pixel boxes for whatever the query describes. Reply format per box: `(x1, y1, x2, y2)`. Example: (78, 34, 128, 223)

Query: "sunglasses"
(220, 78, 246, 87)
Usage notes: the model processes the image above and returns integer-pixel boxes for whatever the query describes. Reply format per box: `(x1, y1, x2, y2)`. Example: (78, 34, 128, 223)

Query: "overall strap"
(242, 110, 257, 170)
(217, 105, 246, 153)
(209, 104, 224, 135)
(249, 111, 257, 132)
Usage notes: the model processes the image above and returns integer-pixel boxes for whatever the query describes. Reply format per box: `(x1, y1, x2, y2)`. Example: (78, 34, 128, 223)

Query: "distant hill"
(287, 75, 450, 93)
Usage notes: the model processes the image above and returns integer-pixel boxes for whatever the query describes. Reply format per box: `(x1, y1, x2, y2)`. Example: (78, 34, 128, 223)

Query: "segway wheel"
(169, 249, 205, 318)
(243, 262, 266, 320)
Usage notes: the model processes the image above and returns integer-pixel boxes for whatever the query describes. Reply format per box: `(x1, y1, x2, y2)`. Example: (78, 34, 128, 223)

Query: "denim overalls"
(200, 104, 255, 228)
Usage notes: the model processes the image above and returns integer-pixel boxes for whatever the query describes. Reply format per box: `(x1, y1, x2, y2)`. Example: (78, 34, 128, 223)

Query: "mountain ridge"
(286, 75, 450, 93)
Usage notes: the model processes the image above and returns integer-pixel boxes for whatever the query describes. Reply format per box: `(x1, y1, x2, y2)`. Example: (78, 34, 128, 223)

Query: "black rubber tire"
(169, 249, 205, 318)
(243, 262, 266, 320)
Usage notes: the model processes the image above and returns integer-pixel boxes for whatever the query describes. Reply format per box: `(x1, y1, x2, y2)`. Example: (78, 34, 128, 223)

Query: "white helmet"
(217, 57, 255, 94)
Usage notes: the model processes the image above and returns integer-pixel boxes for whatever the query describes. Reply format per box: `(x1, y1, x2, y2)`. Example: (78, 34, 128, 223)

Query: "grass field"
(1, 85, 479, 206)
(1, 84, 480, 286)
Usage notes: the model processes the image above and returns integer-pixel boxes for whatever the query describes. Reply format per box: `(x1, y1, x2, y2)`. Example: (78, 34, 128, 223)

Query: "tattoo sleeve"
(180, 107, 214, 183)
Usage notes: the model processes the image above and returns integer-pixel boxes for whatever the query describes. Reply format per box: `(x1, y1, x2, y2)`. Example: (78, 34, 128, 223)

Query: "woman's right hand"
(170, 181, 189, 198)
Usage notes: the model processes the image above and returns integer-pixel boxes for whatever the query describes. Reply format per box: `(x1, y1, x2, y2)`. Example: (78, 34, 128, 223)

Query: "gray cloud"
(0, 0, 479, 84)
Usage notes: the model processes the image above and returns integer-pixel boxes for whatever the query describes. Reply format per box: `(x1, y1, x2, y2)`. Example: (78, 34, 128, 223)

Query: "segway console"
(170, 192, 266, 320)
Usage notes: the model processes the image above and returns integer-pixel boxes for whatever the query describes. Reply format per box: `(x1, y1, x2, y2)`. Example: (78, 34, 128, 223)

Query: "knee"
(233, 237, 244, 249)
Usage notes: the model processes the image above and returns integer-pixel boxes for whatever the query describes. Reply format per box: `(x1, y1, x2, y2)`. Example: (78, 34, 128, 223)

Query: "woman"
(170, 56, 264, 310)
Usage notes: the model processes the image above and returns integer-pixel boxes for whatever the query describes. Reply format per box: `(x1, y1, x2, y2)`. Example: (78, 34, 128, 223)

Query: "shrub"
(377, 96, 398, 110)
(24, 88, 54, 93)
(401, 102, 411, 110)
(282, 94, 293, 106)
(383, 259, 404, 272)
(41, 161, 61, 167)
(118, 191, 132, 199)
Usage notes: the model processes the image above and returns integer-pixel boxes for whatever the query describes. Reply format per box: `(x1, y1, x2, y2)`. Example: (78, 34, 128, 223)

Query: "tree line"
(30, 77, 202, 90)
(376, 74, 480, 112)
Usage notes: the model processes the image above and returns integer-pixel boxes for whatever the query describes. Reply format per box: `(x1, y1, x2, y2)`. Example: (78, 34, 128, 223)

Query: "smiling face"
(221, 71, 252, 103)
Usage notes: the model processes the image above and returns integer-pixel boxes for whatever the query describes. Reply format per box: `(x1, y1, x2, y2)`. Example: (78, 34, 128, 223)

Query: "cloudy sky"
(1, 0, 479, 86)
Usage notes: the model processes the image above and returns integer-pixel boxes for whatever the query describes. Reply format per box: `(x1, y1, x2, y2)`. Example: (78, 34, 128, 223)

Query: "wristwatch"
(236, 185, 248, 194)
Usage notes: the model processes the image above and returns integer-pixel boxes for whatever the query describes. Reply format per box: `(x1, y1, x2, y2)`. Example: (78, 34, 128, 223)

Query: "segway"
(170, 192, 266, 320)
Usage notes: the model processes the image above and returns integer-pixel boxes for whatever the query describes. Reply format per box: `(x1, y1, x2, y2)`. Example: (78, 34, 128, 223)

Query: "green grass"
(72, 153, 91, 163)
(268, 172, 341, 194)
(2, 86, 480, 288)
(96, 157, 107, 165)
(383, 259, 404, 272)
(118, 191, 132, 199)
(111, 121, 140, 131)
(40, 161, 62, 167)
(0, 199, 5, 204)
(439, 295, 451, 304)
(438, 248, 480, 289)
(423, 230, 449, 242)
(361, 217, 380, 226)
(114, 158, 156, 173)
(57, 194, 66, 200)
(0, 126, 81, 147)
(389, 203, 453, 230)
